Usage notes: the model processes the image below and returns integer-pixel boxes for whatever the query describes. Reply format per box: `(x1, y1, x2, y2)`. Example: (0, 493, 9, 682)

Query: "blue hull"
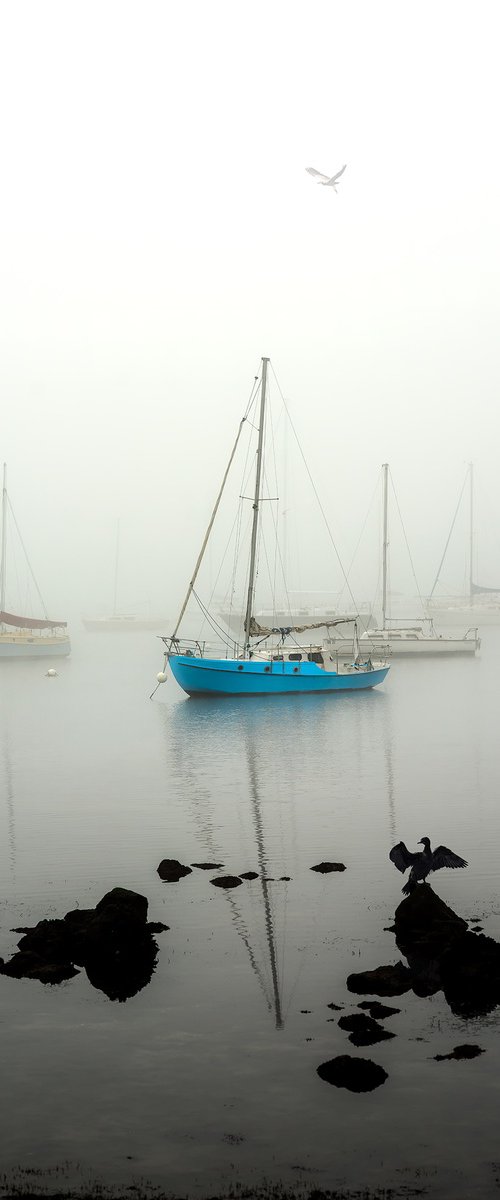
(168, 654, 389, 697)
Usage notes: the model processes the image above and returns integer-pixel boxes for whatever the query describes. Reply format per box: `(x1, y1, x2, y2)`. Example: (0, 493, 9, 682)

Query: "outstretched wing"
(389, 841, 418, 873)
(305, 167, 330, 181)
(327, 163, 347, 184)
(430, 845, 468, 871)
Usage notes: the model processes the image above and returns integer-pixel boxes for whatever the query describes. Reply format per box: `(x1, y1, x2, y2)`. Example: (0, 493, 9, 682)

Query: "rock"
(157, 859, 192, 882)
(434, 1044, 485, 1061)
(358, 1001, 401, 1019)
(0, 887, 160, 1001)
(338, 1013, 395, 1046)
(327, 1002, 343, 1011)
(0, 951, 79, 984)
(347, 961, 412, 996)
(472, 926, 483, 932)
(394, 884, 467, 958)
(280, 876, 291, 881)
(147, 922, 170, 934)
(310, 862, 346, 873)
(239, 871, 259, 880)
(394, 885, 500, 1017)
(317, 1055, 388, 1092)
(210, 875, 243, 889)
(191, 862, 224, 870)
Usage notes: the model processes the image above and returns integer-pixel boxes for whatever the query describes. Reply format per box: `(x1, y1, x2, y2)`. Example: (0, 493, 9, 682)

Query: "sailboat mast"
(382, 462, 389, 629)
(244, 357, 268, 650)
(112, 519, 120, 618)
(0, 463, 6, 614)
(469, 461, 474, 605)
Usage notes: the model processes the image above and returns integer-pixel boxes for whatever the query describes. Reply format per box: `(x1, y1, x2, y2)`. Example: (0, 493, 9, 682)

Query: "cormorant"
(390, 837, 468, 895)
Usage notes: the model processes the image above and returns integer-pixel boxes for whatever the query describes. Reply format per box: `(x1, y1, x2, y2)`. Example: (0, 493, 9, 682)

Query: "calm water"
(1, 628, 500, 1199)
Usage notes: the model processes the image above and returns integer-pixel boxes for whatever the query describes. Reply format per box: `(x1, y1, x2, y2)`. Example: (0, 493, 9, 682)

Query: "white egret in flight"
(305, 164, 347, 190)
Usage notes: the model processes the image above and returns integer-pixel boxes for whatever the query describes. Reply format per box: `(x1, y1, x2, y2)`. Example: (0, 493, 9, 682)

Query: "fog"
(1, 0, 500, 625)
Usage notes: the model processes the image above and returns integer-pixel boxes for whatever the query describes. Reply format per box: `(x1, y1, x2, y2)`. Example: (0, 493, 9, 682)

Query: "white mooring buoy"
(46, 668, 57, 677)
(156, 671, 167, 684)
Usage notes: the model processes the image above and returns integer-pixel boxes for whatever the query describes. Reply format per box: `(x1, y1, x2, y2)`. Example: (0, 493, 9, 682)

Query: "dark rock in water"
(327, 1002, 343, 1011)
(280, 876, 291, 881)
(311, 862, 346, 873)
(191, 862, 224, 870)
(395, 884, 467, 957)
(317, 1055, 388, 1092)
(210, 875, 243, 889)
(358, 1000, 401, 1019)
(0, 951, 79, 984)
(394, 885, 500, 1017)
(338, 1013, 396, 1046)
(347, 961, 412, 997)
(147, 922, 170, 934)
(434, 1043, 485, 1061)
(239, 871, 259, 880)
(472, 925, 483, 932)
(157, 859, 192, 882)
(0, 887, 160, 1001)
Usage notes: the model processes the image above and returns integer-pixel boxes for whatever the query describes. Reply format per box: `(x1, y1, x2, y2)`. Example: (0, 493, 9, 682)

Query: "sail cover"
(247, 615, 356, 637)
(0, 610, 67, 630)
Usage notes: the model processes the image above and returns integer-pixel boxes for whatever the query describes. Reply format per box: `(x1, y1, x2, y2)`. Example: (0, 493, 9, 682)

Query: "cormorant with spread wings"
(305, 164, 347, 190)
(390, 837, 468, 895)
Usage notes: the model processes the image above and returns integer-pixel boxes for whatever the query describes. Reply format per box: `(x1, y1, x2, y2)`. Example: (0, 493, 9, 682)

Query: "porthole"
(293, 667, 299, 673)
(264, 666, 270, 673)
(237, 664, 244, 671)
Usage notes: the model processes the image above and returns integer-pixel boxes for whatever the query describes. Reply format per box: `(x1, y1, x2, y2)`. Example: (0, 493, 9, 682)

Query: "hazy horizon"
(2, 0, 500, 623)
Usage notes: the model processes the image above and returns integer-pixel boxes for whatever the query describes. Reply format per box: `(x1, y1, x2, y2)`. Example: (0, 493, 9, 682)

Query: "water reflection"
(0, 724, 16, 876)
(162, 697, 314, 1029)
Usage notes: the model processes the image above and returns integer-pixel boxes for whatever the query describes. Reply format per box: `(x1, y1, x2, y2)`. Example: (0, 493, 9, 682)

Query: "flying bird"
(305, 164, 347, 190)
(389, 837, 468, 895)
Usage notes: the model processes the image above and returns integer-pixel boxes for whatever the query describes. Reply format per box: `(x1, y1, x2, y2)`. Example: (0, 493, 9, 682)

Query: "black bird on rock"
(390, 837, 468, 895)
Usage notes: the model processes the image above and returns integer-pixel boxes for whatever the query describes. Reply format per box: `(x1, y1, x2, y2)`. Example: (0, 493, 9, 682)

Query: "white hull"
(82, 616, 170, 632)
(429, 604, 500, 627)
(0, 633, 71, 658)
(361, 628, 479, 656)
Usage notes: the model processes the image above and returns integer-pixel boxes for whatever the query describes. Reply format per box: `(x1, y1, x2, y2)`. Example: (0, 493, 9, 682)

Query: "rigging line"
(269, 364, 358, 612)
(337, 473, 381, 605)
(6, 497, 48, 617)
(191, 589, 240, 647)
(429, 468, 469, 599)
(205, 503, 247, 616)
(388, 469, 426, 612)
(173, 368, 262, 640)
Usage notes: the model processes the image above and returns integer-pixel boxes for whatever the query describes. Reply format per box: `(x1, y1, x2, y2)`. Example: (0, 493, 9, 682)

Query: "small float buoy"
(46, 669, 57, 677)
(156, 671, 167, 684)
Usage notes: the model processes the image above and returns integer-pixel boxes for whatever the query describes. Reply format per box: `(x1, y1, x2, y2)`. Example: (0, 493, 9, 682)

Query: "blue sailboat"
(160, 359, 389, 698)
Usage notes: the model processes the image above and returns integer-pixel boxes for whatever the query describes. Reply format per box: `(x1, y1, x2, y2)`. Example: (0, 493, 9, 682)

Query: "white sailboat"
(361, 464, 480, 656)
(82, 521, 170, 632)
(428, 463, 500, 626)
(0, 464, 71, 659)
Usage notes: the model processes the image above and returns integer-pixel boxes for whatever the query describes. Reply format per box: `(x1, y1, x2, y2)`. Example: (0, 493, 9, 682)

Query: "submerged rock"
(210, 875, 243, 889)
(338, 1013, 395, 1046)
(434, 1043, 485, 1061)
(0, 887, 163, 1001)
(239, 871, 259, 880)
(317, 1055, 388, 1092)
(311, 862, 346, 873)
(358, 1000, 401, 1019)
(191, 862, 225, 870)
(157, 859, 192, 882)
(347, 961, 412, 997)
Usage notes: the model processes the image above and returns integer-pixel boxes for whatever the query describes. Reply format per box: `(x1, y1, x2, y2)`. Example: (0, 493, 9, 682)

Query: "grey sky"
(1, 0, 500, 619)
